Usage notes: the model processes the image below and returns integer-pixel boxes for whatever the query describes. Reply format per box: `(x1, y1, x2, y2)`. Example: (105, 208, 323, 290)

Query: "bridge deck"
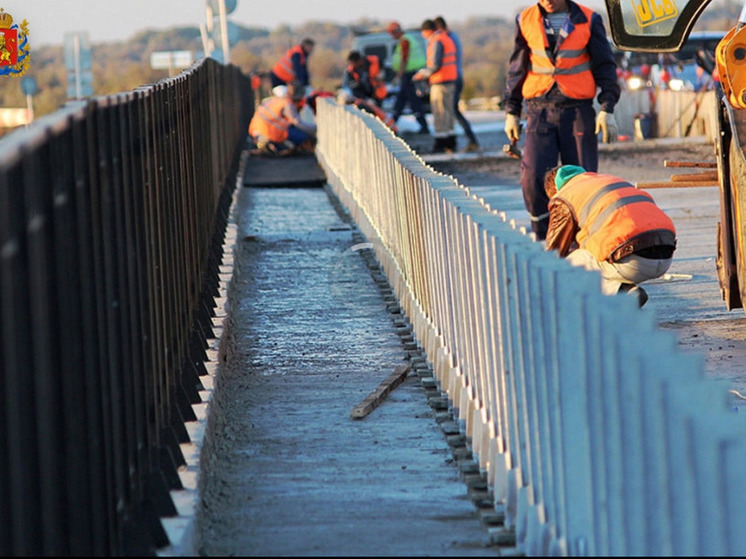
(193, 153, 507, 556)
(243, 152, 327, 188)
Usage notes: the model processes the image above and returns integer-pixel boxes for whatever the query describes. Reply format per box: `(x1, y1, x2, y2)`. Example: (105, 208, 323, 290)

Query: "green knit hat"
(555, 165, 585, 190)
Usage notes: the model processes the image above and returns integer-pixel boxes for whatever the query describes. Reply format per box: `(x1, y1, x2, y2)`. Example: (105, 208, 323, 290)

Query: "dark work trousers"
(454, 76, 478, 145)
(522, 102, 598, 239)
(393, 70, 429, 132)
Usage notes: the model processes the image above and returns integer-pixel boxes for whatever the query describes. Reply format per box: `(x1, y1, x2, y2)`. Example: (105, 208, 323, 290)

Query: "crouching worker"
(544, 165, 677, 308)
(249, 79, 317, 156)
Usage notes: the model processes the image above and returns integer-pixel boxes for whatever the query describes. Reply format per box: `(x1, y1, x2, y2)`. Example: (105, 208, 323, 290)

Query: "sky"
(10, 0, 609, 48)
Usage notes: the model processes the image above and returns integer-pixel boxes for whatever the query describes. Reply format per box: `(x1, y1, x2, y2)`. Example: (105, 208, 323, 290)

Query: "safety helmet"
(387, 21, 401, 34)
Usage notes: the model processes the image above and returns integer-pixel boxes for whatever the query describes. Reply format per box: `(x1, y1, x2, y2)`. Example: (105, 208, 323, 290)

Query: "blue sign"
(21, 76, 37, 96)
(210, 0, 237, 15)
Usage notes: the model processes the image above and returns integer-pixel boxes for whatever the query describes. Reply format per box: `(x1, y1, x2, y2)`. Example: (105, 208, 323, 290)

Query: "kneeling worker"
(249, 80, 317, 155)
(544, 165, 677, 308)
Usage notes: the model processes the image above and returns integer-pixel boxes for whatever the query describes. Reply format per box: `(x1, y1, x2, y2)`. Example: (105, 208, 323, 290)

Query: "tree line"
(2, 0, 741, 123)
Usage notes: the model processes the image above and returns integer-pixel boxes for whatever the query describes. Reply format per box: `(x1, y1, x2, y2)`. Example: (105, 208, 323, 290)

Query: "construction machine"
(603, 0, 746, 310)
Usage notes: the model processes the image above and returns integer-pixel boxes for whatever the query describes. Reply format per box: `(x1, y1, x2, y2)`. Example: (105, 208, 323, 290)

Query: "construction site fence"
(0, 57, 251, 556)
(315, 97, 746, 556)
(610, 88, 718, 140)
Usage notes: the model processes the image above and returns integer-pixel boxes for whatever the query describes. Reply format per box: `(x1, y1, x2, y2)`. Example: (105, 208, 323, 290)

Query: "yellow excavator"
(603, 0, 746, 310)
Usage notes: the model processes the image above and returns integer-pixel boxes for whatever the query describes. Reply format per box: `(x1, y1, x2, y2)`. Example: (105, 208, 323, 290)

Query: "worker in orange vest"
(413, 19, 458, 153)
(504, 0, 621, 240)
(544, 165, 677, 308)
(248, 80, 317, 156)
(270, 38, 315, 89)
(343, 50, 388, 107)
(434, 16, 479, 153)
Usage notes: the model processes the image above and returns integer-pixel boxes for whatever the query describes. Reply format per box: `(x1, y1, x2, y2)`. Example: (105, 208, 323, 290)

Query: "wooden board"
(243, 152, 327, 188)
(350, 364, 411, 419)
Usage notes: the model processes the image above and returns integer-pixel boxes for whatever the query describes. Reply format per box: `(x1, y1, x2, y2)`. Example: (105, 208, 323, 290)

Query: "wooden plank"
(243, 152, 326, 188)
(669, 171, 718, 182)
(663, 160, 717, 168)
(636, 180, 719, 189)
(350, 363, 411, 419)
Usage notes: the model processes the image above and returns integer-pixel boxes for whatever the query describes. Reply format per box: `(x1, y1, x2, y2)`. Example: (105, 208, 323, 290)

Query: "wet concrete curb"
(156, 152, 245, 557)
(326, 186, 520, 553)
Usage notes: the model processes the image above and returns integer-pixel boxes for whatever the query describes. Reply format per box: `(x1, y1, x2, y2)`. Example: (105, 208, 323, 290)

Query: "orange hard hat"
(386, 21, 401, 34)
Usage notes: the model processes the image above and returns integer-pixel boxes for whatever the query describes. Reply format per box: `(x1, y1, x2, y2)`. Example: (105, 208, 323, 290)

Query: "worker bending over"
(544, 165, 677, 308)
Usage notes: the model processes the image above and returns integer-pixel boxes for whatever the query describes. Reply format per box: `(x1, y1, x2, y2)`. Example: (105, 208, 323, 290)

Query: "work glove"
(505, 113, 522, 142)
(595, 110, 618, 144)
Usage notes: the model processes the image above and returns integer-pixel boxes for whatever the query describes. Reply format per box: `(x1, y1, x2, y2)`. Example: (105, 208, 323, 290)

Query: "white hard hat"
(272, 85, 288, 98)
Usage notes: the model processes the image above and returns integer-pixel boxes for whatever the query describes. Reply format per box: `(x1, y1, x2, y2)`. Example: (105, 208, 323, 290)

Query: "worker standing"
(433, 16, 479, 152)
(544, 165, 677, 308)
(387, 21, 430, 135)
(413, 19, 458, 154)
(504, 0, 621, 240)
(270, 38, 315, 90)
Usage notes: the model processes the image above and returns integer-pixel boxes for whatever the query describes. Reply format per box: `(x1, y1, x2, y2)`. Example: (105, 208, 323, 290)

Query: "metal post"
(219, 0, 230, 64)
(25, 93, 32, 128)
(74, 34, 81, 99)
(203, 2, 214, 57)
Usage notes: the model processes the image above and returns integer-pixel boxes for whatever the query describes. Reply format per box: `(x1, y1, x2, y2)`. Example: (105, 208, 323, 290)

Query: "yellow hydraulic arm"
(717, 22, 746, 109)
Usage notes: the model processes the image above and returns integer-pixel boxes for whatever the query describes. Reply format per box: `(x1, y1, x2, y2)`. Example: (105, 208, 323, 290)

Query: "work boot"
(630, 286, 648, 308)
(251, 140, 280, 156)
(446, 135, 457, 153)
(431, 137, 446, 153)
(463, 141, 480, 153)
(297, 139, 316, 154)
(618, 283, 648, 308)
(415, 114, 430, 135)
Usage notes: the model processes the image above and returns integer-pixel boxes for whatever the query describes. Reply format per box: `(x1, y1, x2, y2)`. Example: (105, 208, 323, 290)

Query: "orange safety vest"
(556, 172, 676, 262)
(426, 30, 457, 84)
(272, 44, 306, 83)
(519, 4, 597, 99)
(347, 55, 387, 101)
(248, 97, 293, 142)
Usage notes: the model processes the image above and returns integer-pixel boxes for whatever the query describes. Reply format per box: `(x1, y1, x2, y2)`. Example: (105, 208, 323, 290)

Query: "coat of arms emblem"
(0, 8, 29, 76)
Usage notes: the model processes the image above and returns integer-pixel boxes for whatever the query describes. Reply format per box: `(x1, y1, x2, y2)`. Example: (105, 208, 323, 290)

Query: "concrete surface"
(157, 114, 746, 556)
(189, 156, 512, 556)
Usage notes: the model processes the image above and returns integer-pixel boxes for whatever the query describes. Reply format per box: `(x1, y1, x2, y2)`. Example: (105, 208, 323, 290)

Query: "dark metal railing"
(0, 57, 251, 556)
